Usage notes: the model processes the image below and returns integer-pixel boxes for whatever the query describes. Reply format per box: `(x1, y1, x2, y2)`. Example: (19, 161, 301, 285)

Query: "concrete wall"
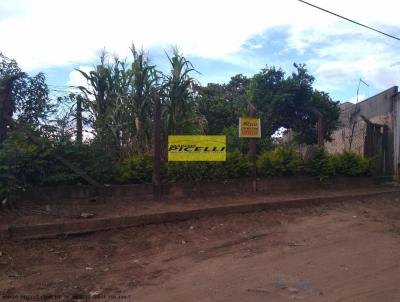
(326, 86, 399, 178)
(339, 87, 397, 126)
(14, 176, 377, 205)
(326, 121, 367, 155)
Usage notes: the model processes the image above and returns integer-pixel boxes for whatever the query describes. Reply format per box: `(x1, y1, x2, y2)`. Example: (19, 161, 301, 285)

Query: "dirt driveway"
(1, 195, 400, 302)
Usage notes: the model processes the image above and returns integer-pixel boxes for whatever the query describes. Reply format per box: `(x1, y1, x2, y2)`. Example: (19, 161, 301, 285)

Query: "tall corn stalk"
(162, 48, 205, 135)
(77, 48, 159, 157)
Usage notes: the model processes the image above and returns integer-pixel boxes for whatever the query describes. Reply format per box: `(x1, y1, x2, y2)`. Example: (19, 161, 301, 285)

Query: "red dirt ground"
(0, 186, 396, 227)
(1, 194, 400, 301)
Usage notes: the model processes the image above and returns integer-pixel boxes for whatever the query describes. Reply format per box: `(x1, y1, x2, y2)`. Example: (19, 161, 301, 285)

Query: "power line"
(48, 84, 81, 89)
(297, 0, 400, 41)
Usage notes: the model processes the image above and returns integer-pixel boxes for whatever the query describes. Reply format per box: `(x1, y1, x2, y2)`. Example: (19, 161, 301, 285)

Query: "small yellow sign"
(168, 136, 226, 161)
(239, 117, 261, 138)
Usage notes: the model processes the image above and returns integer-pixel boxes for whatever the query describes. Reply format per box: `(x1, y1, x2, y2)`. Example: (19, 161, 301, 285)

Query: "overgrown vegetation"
(0, 45, 364, 199)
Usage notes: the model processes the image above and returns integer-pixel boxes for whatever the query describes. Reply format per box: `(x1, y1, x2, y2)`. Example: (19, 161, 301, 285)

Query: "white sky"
(1, 0, 400, 100)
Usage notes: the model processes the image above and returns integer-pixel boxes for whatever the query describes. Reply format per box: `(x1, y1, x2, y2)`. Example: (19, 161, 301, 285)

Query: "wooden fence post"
(249, 106, 258, 193)
(152, 90, 162, 201)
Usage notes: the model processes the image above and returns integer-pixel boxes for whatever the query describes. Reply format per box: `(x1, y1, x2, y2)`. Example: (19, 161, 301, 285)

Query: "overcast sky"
(1, 0, 399, 102)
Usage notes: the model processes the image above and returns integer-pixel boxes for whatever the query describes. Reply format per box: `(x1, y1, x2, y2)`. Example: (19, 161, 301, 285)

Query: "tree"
(0, 75, 17, 142)
(250, 63, 339, 144)
(0, 53, 52, 141)
(197, 75, 249, 135)
(53, 93, 90, 145)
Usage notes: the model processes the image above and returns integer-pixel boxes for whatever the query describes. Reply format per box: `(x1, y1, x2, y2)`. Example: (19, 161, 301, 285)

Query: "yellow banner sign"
(239, 117, 261, 138)
(168, 136, 226, 161)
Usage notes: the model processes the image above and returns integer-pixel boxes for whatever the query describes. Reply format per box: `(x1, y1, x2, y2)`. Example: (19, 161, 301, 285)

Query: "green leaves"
(162, 48, 203, 135)
(163, 150, 252, 183)
(1, 53, 52, 134)
(0, 132, 53, 199)
(257, 146, 302, 176)
(257, 146, 373, 180)
(115, 154, 153, 183)
(249, 64, 340, 144)
(307, 147, 373, 181)
(76, 47, 159, 156)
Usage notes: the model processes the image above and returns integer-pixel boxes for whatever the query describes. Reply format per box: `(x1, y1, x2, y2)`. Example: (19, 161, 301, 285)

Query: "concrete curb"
(1, 189, 399, 240)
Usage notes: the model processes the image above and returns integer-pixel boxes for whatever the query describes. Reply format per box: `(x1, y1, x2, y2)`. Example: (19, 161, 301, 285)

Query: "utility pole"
(152, 89, 162, 201)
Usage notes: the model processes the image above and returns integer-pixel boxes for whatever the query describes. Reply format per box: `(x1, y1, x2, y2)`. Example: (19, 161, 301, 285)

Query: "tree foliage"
(198, 74, 248, 135)
(250, 63, 340, 144)
(0, 52, 53, 133)
(0, 46, 344, 198)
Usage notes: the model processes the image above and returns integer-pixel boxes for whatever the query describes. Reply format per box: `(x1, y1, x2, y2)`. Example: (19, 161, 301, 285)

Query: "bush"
(84, 143, 119, 184)
(42, 143, 89, 185)
(333, 151, 373, 176)
(257, 146, 302, 176)
(306, 146, 335, 181)
(221, 149, 253, 179)
(307, 147, 373, 181)
(0, 132, 375, 198)
(0, 132, 52, 200)
(115, 154, 153, 183)
(163, 150, 251, 183)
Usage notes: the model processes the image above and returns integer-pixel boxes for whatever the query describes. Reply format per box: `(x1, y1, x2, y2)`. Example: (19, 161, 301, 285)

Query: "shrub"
(221, 149, 252, 179)
(306, 146, 335, 181)
(0, 132, 52, 200)
(115, 154, 153, 183)
(42, 143, 90, 185)
(163, 150, 252, 183)
(84, 143, 119, 184)
(333, 151, 373, 176)
(257, 146, 302, 176)
(307, 147, 373, 180)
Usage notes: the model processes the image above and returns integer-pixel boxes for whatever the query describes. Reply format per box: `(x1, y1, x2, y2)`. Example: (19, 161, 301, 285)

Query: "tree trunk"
(0, 77, 17, 143)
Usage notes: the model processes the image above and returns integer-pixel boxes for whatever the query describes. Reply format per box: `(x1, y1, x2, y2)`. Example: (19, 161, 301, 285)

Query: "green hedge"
(114, 150, 252, 183)
(257, 146, 302, 176)
(1, 135, 375, 201)
(115, 154, 153, 183)
(163, 150, 252, 183)
(115, 147, 373, 184)
(307, 147, 373, 181)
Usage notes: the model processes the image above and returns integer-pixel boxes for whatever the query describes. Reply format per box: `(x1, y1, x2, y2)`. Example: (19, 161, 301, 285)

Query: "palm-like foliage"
(162, 48, 205, 135)
(77, 47, 159, 157)
(127, 45, 159, 153)
(77, 52, 124, 154)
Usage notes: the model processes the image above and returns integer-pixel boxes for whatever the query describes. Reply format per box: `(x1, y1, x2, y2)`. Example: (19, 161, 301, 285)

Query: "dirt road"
(1, 195, 400, 301)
